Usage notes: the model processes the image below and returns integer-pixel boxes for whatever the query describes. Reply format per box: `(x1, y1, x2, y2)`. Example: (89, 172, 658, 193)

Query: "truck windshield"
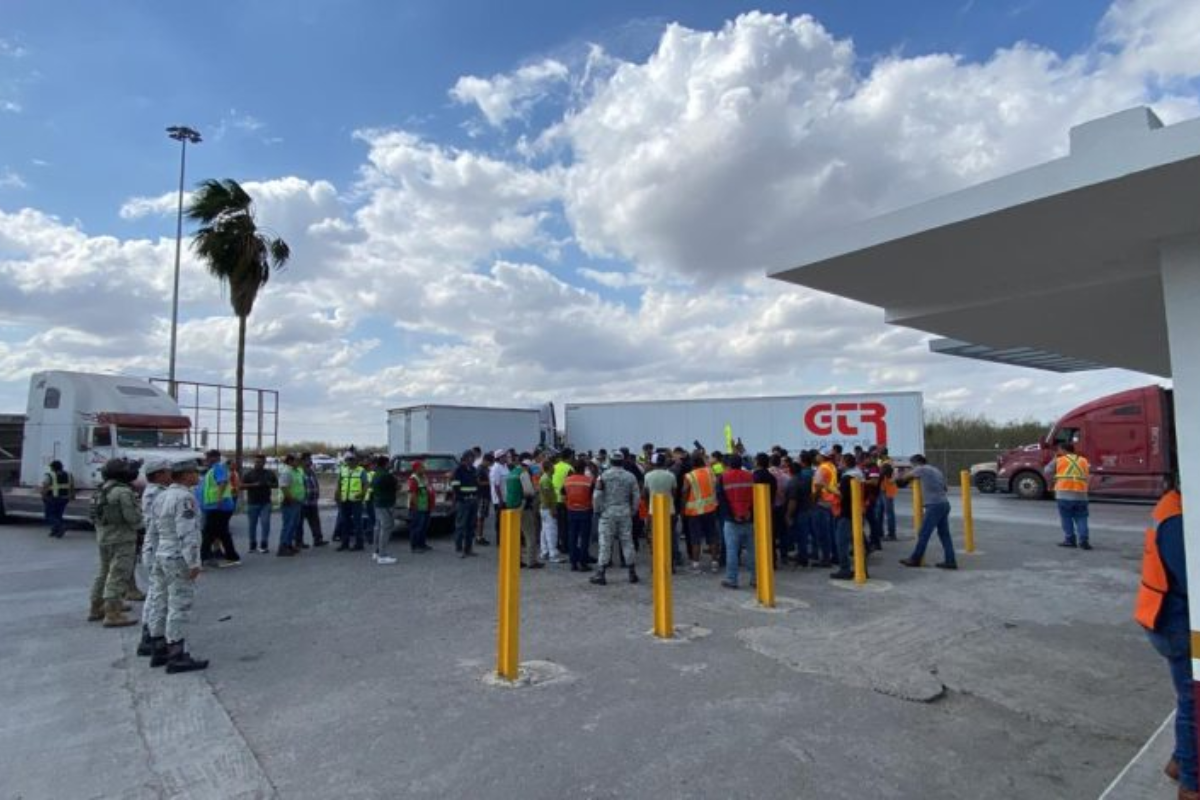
(395, 456, 457, 472)
(94, 427, 191, 449)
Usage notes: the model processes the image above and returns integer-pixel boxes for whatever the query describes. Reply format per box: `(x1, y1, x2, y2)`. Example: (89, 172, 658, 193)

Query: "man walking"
(299, 453, 326, 547)
(87, 458, 143, 627)
(717, 454, 756, 589)
(897, 454, 958, 571)
(451, 451, 480, 558)
(1048, 442, 1092, 550)
(241, 453, 276, 554)
(590, 450, 640, 586)
(373, 455, 400, 564)
(41, 459, 74, 539)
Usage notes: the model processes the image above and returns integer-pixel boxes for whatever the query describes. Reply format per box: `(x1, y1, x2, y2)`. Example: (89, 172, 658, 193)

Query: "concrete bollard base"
(481, 660, 574, 689)
(644, 623, 712, 643)
(829, 579, 894, 593)
(740, 596, 809, 613)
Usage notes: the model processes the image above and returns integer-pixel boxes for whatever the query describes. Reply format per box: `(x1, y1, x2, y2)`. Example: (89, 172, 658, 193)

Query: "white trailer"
(564, 392, 924, 455)
(2, 371, 202, 520)
(387, 404, 551, 456)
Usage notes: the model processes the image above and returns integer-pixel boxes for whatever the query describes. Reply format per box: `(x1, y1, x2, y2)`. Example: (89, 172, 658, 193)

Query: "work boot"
(87, 599, 105, 622)
(1166, 757, 1180, 782)
(102, 600, 138, 628)
(1179, 788, 1199, 800)
(628, 566, 639, 584)
(136, 625, 155, 657)
(148, 637, 170, 668)
(125, 585, 146, 602)
(590, 569, 607, 586)
(164, 640, 209, 674)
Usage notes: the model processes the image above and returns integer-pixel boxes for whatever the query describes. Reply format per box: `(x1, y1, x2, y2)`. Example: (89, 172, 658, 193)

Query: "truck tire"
(974, 471, 997, 494)
(1012, 471, 1046, 500)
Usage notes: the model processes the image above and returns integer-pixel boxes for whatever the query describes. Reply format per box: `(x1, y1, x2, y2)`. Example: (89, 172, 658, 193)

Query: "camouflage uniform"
(595, 464, 639, 568)
(140, 482, 168, 633)
(152, 483, 202, 643)
(90, 480, 143, 604)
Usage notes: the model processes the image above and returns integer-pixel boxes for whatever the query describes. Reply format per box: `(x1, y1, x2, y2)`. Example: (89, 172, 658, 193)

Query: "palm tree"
(187, 179, 290, 470)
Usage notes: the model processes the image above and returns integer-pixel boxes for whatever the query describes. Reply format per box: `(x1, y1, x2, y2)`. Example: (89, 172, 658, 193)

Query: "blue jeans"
(568, 510, 593, 567)
(722, 520, 755, 586)
(364, 503, 376, 544)
(336, 501, 365, 547)
(1148, 626, 1199, 791)
(44, 497, 68, 537)
(811, 506, 834, 563)
(790, 509, 815, 564)
(279, 503, 301, 548)
(909, 501, 956, 566)
(865, 500, 882, 546)
(246, 503, 271, 548)
(409, 509, 430, 550)
(881, 496, 896, 537)
(1056, 499, 1089, 544)
(835, 517, 856, 572)
(454, 499, 477, 552)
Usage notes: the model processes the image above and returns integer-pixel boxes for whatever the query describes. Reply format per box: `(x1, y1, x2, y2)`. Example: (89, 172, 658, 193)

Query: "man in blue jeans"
(41, 459, 74, 539)
(1135, 483, 1195, 798)
(716, 454, 756, 590)
(896, 454, 958, 570)
(450, 451, 479, 558)
(240, 454, 276, 553)
(1046, 442, 1092, 550)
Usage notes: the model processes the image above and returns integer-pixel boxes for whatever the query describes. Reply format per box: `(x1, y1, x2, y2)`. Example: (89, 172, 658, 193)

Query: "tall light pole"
(166, 125, 201, 399)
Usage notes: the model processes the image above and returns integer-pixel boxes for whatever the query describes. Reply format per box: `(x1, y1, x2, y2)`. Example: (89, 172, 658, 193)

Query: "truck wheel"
(974, 471, 997, 494)
(1012, 472, 1046, 500)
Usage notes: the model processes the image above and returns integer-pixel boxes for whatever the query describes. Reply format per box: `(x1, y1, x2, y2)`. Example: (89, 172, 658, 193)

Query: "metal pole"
(960, 470, 976, 554)
(651, 494, 673, 638)
(753, 484, 776, 607)
(851, 478, 867, 584)
(165, 126, 200, 399)
(912, 478, 924, 533)
(496, 509, 521, 680)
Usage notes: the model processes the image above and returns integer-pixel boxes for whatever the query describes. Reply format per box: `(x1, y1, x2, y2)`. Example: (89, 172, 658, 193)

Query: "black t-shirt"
(839, 473, 856, 519)
(752, 468, 776, 497)
(242, 467, 278, 505)
(785, 468, 814, 513)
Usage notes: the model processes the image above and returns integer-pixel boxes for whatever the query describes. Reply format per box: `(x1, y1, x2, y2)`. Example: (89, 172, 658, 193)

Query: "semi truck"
(0, 371, 202, 520)
(386, 404, 557, 458)
(995, 384, 1174, 500)
(564, 392, 924, 455)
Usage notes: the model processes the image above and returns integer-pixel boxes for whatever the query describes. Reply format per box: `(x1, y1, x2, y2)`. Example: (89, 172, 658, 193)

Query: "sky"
(2, 0, 1198, 446)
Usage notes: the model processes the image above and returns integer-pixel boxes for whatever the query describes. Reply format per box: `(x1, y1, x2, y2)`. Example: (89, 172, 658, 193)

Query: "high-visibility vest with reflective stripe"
(720, 468, 754, 519)
(202, 468, 232, 507)
(684, 468, 718, 517)
(814, 462, 839, 505)
(339, 465, 366, 501)
(1054, 454, 1090, 494)
(1134, 490, 1183, 630)
(289, 467, 307, 502)
(711, 462, 725, 476)
(46, 469, 73, 498)
(564, 474, 594, 511)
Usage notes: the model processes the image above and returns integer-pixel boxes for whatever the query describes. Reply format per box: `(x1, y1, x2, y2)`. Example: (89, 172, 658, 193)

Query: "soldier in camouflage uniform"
(590, 450, 640, 586)
(136, 458, 173, 657)
(88, 458, 143, 627)
(147, 458, 209, 673)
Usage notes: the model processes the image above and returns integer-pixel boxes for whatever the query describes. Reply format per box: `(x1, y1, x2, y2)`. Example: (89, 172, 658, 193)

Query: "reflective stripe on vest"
(1134, 490, 1183, 630)
(339, 466, 365, 501)
(721, 469, 754, 519)
(684, 468, 717, 517)
(46, 470, 72, 498)
(564, 474, 593, 511)
(1054, 454, 1090, 494)
(814, 462, 838, 504)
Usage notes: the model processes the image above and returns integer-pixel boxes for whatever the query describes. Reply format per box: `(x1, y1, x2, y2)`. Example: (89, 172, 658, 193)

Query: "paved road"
(0, 493, 1176, 799)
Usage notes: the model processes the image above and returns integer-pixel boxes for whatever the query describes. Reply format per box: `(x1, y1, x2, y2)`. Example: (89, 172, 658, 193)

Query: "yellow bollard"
(912, 477, 924, 533)
(651, 494, 674, 638)
(960, 470, 975, 554)
(851, 478, 867, 585)
(496, 509, 521, 681)
(753, 484, 776, 607)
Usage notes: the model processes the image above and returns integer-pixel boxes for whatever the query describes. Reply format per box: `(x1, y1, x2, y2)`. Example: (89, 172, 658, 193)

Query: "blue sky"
(1, 0, 1196, 444)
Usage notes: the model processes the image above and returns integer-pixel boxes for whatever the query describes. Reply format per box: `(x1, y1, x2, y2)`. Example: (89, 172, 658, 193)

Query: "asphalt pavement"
(0, 494, 1178, 799)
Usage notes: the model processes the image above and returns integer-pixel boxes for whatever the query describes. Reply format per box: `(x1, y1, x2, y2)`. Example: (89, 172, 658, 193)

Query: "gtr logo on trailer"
(803, 402, 888, 445)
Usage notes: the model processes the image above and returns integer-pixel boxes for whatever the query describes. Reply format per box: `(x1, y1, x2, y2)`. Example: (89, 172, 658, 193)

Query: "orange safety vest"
(1054, 454, 1090, 494)
(1134, 490, 1184, 631)
(637, 496, 649, 520)
(813, 462, 838, 504)
(564, 474, 594, 512)
(881, 476, 898, 499)
(683, 468, 718, 517)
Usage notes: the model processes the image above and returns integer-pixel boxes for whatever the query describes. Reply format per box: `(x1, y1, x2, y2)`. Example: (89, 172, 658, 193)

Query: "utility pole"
(165, 125, 202, 399)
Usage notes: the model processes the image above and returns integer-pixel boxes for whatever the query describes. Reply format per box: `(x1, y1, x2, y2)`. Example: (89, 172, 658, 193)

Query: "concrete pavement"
(0, 494, 1178, 799)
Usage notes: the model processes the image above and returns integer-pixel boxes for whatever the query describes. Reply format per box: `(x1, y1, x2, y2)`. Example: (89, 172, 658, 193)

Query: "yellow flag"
(724, 423, 734, 453)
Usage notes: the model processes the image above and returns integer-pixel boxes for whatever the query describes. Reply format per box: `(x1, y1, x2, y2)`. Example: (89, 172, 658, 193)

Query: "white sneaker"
(690, 561, 701, 573)
(548, 555, 565, 563)
(377, 555, 397, 565)
(370, 552, 379, 563)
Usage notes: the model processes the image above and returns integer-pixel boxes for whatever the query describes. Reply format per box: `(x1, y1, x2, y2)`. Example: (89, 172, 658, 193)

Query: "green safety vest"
(339, 465, 366, 501)
(289, 466, 307, 502)
(413, 473, 429, 511)
(505, 467, 526, 509)
(202, 467, 231, 506)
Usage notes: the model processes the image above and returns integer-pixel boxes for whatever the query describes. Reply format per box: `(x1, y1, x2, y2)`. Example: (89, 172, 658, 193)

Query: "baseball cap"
(143, 457, 172, 476)
(493, 449, 507, 459)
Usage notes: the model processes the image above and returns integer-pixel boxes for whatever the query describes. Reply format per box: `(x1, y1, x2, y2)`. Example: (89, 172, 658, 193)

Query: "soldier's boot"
(102, 600, 139, 628)
(136, 625, 155, 656)
(125, 583, 146, 602)
(589, 568, 607, 586)
(148, 637, 170, 668)
(628, 566, 640, 584)
(164, 640, 209, 674)
(87, 598, 105, 622)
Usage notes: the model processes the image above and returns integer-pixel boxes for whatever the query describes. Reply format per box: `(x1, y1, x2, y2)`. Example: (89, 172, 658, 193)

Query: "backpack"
(90, 482, 122, 526)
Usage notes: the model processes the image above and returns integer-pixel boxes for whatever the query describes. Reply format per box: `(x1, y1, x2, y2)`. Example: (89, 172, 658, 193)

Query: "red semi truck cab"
(996, 385, 1174, 500)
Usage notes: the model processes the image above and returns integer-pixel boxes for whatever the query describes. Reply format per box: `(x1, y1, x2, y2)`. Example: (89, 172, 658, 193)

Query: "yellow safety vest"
(339, 465, 366, 501)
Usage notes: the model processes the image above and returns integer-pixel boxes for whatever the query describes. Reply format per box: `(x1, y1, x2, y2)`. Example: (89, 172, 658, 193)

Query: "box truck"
(995, 384, 1175, 500)
(386, 404, 556, 458)
(564, 392, 924, 456)
(0, 371, 202, 520)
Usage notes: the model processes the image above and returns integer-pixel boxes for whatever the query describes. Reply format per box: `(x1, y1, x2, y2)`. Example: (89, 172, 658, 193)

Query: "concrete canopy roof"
(770, 107, 1200, 378)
